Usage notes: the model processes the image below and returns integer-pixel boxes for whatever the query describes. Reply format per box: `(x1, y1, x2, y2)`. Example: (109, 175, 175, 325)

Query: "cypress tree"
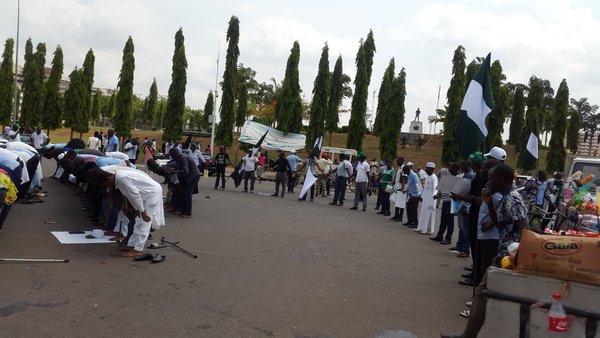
(146, 78, 158, 130)
(163, 28, 188, 141)
(566, 101, 581, 154)
(21, 40, 46, 128)
(274, 41, 302, 133)
(215, 16, 240, 146)
(0, 38, 14, 125)
(441, 45, 467, 165)
(325, 55, 344, 145)
(546, 79, 569, 172)
(82, 49, 95, 124)
(236, 82, 248, 129)
(379, 67, 407, 161)
(114, 36, 135, 143)
(507, 86, 525, 146)
(91, 90, 100, 123)
(519, 76, 544, 156)
(42, 45, 64, 132)
(347, 31, 376, 151)
(485, 60, 508, 149)
(202, 91, 214, 130)
(372, 58, 395, 137)
(63, 68, 85, 137)
(306, 43, 330, 149)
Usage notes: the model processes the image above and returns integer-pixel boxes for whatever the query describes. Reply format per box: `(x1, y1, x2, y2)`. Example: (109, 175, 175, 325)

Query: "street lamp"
(209, 41, 220, 156)
(12, 0, 20, 124)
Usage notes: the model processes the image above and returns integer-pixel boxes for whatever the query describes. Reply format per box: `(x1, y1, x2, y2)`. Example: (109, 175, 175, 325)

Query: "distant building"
(577, 133, 600, 157)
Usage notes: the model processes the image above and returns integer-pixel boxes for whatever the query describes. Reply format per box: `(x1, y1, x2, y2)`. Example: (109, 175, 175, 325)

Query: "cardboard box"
(517, 230, 600, 286)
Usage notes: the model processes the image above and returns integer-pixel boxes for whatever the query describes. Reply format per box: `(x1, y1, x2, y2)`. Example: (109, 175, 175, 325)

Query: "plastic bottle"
(548, 293, 568, 333)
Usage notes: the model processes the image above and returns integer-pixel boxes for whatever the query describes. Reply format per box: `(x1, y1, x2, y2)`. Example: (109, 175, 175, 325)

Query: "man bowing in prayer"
(95, 169, 165, 257)
(416, 162, 438, 235)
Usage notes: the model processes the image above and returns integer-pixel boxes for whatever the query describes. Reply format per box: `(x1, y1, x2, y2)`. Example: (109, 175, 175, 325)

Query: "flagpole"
(434, 84, 440, 134)
(209, 41, 220, 157)
(12, 0, 20, 124)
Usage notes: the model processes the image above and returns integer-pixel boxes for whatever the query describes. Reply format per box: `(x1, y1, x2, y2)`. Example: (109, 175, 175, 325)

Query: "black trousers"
(473, 239, 499, 286)
(214, 167, 226, 189)
(406, 195, 420, 225)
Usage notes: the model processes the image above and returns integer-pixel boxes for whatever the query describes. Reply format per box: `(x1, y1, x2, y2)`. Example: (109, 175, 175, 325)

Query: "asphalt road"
(0, 163, 472, 337)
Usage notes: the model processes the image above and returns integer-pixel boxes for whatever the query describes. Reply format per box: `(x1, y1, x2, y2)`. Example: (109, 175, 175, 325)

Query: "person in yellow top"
(316, 153, 333, 197)
(0, 171, 18, 231)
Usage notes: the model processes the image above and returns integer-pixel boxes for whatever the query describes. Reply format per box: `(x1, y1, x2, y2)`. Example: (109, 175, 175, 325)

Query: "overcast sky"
(1, 0, 599, 133)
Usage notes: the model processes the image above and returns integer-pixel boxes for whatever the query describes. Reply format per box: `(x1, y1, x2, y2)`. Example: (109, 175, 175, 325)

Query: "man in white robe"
(416, 162, 438, 235)
(98, 169, 164, 257)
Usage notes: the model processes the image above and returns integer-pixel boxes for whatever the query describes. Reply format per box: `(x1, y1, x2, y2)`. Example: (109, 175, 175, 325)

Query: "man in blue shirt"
(403, 162, 421, 228)
(106, 129, 119, 152)
(286, 150, 302, 193)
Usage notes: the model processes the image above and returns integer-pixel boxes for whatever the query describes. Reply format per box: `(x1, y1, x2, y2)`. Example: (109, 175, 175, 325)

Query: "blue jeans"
(457, 212, 471, 254)
(435, 201, 454, 240)
(333, 176, 347, 204)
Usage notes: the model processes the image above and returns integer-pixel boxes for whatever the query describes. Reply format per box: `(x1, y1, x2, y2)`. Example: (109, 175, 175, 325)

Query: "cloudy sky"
(1, 0, 599, 132)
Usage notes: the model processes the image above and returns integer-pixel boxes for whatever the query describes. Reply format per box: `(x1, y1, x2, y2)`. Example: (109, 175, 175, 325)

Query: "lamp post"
(12, 0, 20, 124)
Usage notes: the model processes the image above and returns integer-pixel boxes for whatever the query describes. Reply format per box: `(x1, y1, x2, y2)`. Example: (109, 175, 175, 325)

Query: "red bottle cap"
(552, 293, 561, 299)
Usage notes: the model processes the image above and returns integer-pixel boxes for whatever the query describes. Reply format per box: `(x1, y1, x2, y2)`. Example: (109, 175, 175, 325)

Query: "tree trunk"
(79, 132, 83, 139)
(70, 129, 74, 140)
(328, 131, 333, 146)
(47, 129, 51, 137)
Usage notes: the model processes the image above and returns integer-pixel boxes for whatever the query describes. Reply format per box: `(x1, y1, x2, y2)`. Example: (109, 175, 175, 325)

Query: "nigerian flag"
(252, 131, 268, 156)
(455, 53, 495, 159)
(521, 132, 539, 170)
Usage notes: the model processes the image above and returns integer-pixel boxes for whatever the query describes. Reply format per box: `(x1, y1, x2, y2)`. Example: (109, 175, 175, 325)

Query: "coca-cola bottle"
(548, 293, 568, 334)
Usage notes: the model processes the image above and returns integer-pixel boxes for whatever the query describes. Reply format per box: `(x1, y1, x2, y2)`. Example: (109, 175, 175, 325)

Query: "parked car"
(0, 133, 34, 147)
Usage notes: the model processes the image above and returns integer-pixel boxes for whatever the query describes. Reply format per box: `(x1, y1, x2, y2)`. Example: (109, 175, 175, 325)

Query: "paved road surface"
(0, 163, 472, 337)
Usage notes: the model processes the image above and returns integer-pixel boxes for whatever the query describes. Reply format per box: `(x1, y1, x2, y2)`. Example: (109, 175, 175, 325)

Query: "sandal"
(133, 253, 154, 261)
(119, 250, 141, 257)
(460, 310, 470, 318)
(148, 242, 166, 249)
(151, 254, 166, 263)
(465, 301, 472, 307)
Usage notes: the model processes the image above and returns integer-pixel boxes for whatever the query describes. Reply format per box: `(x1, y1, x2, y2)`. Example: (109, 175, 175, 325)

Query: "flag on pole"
(521, 132, 539, 170)
(252, 131, 268, 157)
(455, 53, 495, 159)
(299, 136, 323, 199)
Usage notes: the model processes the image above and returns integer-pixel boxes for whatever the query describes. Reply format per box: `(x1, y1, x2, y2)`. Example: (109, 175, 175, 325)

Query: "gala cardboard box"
(517, 230, 600, 286)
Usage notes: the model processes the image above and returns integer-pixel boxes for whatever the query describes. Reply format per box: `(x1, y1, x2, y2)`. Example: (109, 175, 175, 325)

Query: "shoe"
(213, 187, 218, 190)
(271, 194, 278, 197)
(461, 273, 473, 279)
(441, 335, 463, 338)
(329, 202, 338, 205)
(457, 252, 470, 258)
(362, 208, 366, 212)
(464, 266, 473, 272)
(414, 228, 422, 232)
(403, 222, 411, 226)
(440, 240, 452, 245)
(449, 250, 460, 254)
(251, 190, 254, 194)
(408, 224, 418, 229)
(384, 212, 391, 216)
(459, 310, 470, 318)
(180, 213, 192, 218)
(429, 236, 443, 241)
(458, 278, 474, 286)
(465, 301, 472, 307)
(310, 199, 314, 202)
(350, 207, 358, 210)
(280, 195, 284, 198)
(338, 203, 343, 206)
(449, 247, 458, 251)
(376, 211, 385, 215)
(374, 206, 379, 210)
(420, 232, 432, 235)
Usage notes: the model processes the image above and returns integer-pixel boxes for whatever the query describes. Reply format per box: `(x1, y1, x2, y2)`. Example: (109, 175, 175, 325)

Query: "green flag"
(521, 132, 539, 170)
(455, 53, 495, 159)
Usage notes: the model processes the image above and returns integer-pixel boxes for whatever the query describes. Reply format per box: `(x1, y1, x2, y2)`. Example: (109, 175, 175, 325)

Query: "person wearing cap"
(286, 150, 302, 193)
(213, 146, 232, 190)
(484, 146, 506, 162)
(391, 157, 406, 222)
(241, 149, 259, 193)
(416, 162, 438, 235)
(298, 151, 320, 202)
(316, 153, 333, 197)
(270, 151, 291, 197)
(377, 159, 395, 216)
(8, 124, 21, 142)
(403, 162, 421, 227)
(350, 152, 370, 211)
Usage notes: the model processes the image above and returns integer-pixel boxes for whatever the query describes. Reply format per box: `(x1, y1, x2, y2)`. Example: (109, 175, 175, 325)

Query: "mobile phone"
(68, 231, 85, 234)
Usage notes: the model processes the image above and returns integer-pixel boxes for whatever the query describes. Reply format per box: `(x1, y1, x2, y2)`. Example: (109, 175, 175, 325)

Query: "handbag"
(389, 191, 397, 204)
(384, 184, 393, 194)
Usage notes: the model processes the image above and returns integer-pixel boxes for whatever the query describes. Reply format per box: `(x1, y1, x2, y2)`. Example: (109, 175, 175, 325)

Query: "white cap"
(406, 161, 414, 166)
(290, 150, 296, 154)
(485, 147, 507, 161)
(426, 162, 436, 168)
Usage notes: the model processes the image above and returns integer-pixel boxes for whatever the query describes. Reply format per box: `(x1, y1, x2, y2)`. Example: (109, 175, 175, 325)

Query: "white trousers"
(417, 200, 436, 234)
(127, 216, 151, 251)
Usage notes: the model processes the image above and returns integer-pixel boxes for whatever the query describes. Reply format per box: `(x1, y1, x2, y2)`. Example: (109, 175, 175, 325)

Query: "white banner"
(238, 121, 306, 152)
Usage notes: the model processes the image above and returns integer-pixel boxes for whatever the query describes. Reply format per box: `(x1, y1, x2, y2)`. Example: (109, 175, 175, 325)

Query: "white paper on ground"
(51, 231, 114, 244)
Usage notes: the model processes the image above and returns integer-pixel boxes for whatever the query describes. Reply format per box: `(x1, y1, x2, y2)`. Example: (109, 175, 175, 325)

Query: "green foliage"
(21, 40, 46, 128)
(275, 41, 303, 133)
(507, 85, 526, 145)
(519, 76, 544, 154)
(215, 16, 240, 147)
(485, 60, 508, 149)
(566, 98, 587, 154)
(114, 36, 135, 141)
(306, 44, 330, 149)
(372, 58, 395, 136)
(236, 83, 248, 128)
(347, 30, 376, 151)
(202, 91, 214, 130)
(63, 68, 86, 133)
(43, 45, 65, 130)
(0, 38, 15, 125)
(145, 78, 158, 129)
(91, 90, 100, 122)
(324, 56, 345, 140)
(441, 45, 466, 164)
(546, 79, 569, 172)
(81, 49, 95, 124)
(379, 67, 407, 161)
(163, 28, 188, 141)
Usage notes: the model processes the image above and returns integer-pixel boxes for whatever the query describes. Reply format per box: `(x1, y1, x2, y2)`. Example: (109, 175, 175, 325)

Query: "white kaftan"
(417, 173, 438, 234)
